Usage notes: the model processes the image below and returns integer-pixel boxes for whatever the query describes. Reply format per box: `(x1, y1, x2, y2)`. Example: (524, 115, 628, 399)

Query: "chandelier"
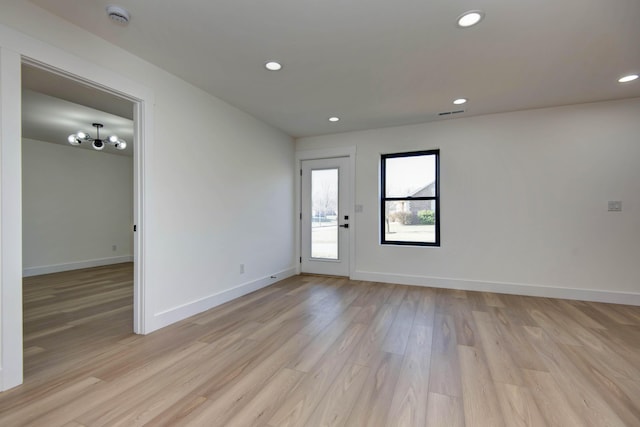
(67, 123, 127, 151)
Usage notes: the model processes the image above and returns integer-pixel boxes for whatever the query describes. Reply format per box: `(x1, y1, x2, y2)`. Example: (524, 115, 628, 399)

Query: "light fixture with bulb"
(67, 123, 127, 151)
(457, 10, 484, 28)
(618, 74, 638, 83)
(265, 61, 283, 71)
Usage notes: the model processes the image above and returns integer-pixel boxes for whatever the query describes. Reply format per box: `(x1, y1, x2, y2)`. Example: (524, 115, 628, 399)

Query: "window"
(381, 149, 440, 246)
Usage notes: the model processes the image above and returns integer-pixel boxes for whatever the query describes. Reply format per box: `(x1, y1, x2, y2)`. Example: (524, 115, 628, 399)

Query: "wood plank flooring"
(1, 263, 639, 426)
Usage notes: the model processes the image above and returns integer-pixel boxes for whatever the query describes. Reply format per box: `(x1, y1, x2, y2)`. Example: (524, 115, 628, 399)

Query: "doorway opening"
(0, 32, 152, 390)
(21, 62, 137, 381)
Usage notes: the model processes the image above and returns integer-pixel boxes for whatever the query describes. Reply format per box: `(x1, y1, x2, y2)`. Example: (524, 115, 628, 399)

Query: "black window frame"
(381, 149, 440, 247)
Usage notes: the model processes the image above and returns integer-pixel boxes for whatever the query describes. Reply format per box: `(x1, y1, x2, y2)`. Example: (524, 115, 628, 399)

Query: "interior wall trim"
(23, 256, 134, 277)
(149, 266, 297, 333)
(352, 270, 640, 306)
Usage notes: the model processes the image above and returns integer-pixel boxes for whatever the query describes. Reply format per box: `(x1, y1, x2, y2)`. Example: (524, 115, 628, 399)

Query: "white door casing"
(0, 23, 153, 391)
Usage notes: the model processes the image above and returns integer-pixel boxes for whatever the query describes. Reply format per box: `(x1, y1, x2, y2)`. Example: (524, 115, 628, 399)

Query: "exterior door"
(301, 157, 350, 276)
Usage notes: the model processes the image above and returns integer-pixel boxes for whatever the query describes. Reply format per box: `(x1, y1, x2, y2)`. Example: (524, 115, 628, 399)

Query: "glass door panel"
(311, 168, 338, 259)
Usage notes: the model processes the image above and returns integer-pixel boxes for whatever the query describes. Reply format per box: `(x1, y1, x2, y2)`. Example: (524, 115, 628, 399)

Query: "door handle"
(339, 224, 349, 228)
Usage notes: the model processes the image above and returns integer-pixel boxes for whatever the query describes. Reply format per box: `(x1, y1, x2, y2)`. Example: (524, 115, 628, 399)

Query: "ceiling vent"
(106, 5, 130, 25)
(438, 109, 465, 116)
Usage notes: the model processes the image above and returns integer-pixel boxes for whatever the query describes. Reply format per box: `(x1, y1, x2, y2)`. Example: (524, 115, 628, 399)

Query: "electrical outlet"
(112, 245, 117, 251)
(240, 264, 245, 274)
(608, 201, 622, 212)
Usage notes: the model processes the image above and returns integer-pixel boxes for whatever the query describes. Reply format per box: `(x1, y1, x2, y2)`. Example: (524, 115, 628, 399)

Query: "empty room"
(0, 1, 639, 426)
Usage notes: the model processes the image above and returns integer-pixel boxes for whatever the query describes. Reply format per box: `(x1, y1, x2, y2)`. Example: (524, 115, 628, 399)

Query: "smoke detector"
(106, 5, 130, 25)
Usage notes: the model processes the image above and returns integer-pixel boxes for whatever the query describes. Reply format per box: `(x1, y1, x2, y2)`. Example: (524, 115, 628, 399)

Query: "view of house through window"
(381, 150, 440, 246)
(311, 168, 339, 259)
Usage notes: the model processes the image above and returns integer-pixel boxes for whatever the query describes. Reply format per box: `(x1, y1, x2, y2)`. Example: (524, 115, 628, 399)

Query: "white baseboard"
(149, 266, 297, 332)
(23, 256, 134, 277)
(351, 270, 640, 306)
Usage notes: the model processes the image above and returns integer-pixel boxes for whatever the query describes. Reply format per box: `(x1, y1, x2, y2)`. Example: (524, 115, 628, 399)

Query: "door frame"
(0, 23, 153, 391)
(295, 147, 356, 278)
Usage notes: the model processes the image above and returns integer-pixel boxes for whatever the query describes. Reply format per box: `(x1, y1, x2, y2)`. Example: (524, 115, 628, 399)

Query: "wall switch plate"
(608, 201, 622, 212)
(355, 204, 363, 213)
(112, 245, 117, 251)
(240, 264, 245, 274)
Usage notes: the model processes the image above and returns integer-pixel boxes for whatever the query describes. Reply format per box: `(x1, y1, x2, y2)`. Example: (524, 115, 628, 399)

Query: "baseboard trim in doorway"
(351, 270, 640, 306)
(150, 266, 297, 332)
(23, 256, 134, 277)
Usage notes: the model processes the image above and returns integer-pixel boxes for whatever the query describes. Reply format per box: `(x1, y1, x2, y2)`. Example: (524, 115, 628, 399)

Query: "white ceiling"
(22, 65, 134, 157)
(28, 0, 640, 137)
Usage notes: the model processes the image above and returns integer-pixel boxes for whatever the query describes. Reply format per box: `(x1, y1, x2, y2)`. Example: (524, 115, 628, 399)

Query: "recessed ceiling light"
(265, 61, 283, 71)
(457, 10, 484, 28)
(453, 98, 467, 105)
(618, 74, 638, 83)
(329, 117, 340, 122)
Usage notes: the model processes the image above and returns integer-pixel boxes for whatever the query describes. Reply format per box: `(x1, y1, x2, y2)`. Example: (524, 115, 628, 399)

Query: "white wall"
(22, 138, 133, 276)
(145, 78, 295, 326)
(0, 0, 295, 389)
(297, 98, 640, 304)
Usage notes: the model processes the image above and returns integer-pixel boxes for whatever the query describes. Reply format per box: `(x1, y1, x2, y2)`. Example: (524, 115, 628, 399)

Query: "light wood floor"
(1, 264, 639, 426)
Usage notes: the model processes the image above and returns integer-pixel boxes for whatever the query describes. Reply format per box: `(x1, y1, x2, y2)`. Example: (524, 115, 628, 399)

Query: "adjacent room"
(0, 1, 638, 426)
(20, 64, 136, 380)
